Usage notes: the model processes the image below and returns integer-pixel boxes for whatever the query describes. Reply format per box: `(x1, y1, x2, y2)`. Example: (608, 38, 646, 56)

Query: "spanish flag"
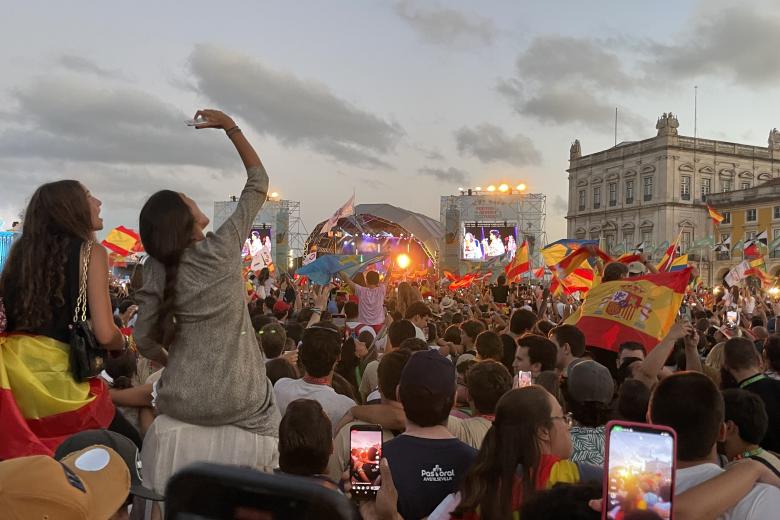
(0, 335, 115, 459)
(555, 246, 611, 281)
(571, 269, 690, 352)
(541, 240, 600, 295)
(505, 241, 530, 281)
(101, 226, 140, 256)
(707, 205, 725, 225)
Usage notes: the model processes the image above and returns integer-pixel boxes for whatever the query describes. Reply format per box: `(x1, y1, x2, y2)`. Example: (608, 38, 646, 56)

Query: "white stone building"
(566, 114, 780, 281)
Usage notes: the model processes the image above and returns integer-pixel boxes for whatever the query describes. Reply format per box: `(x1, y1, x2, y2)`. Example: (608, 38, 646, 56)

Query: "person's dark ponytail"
(140, 190, 194, 347)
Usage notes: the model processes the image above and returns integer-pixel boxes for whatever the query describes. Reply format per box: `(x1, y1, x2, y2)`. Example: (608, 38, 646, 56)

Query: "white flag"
(303, 252, 317, 265)
(320, 194, 355, 234)
(725, 260, 750, 287)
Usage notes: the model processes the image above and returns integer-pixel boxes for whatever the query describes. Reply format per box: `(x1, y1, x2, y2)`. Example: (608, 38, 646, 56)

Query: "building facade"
(705, 180, 780, 281)
(567, 114, 780, 283)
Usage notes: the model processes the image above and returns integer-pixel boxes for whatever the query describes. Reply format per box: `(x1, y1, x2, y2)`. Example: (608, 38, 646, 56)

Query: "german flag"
(0, 334, 115, 459)
(571, 269, 690, 352)
(101, 226, 140, 256)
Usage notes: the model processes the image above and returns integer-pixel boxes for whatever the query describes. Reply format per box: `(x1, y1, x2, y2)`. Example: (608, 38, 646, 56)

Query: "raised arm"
(635, 322, 690, 388)
(683, 326, 703, 373)
(338, 271, 359, 291)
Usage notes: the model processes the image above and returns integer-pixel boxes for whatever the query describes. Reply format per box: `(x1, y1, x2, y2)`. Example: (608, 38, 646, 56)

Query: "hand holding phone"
(350, 425, 383, 500)
(603, 421, 676, 519)
(514, 371, 533, 388)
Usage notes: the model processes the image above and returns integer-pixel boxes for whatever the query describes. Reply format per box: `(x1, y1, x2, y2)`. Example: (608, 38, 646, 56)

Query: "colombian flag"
(669, 254, 689, 272)
(0, 334, 115, 459)
(101, 226, 141, 256)
(571, 269, 690, 352)
(505, 241, 530, 281)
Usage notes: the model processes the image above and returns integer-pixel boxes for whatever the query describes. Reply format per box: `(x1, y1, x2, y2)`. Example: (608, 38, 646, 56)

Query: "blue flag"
(296, 254, 386, 285)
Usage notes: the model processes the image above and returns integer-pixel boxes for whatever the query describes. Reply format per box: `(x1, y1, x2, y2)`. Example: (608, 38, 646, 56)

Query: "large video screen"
(242, 226, 273, 270)
(462, 225, 518, 260)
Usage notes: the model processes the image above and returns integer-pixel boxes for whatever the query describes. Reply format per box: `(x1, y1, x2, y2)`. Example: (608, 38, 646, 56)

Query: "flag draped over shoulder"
(101, 226, 140, 256)
(505, 241, 530, 281)
(570, 269, 691, 353)
(320, 194, 355, 234)
(296, 253, 385, 286)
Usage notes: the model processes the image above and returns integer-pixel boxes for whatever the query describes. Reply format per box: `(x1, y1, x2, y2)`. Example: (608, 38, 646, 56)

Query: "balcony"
(644, 194, 652, 202)
(593, 202, 601, 209)
(681, 193, 690, 201)
(625, 197, 634, 204)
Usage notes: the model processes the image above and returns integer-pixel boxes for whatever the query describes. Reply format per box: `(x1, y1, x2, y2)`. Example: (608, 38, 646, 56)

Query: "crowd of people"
(2, 110, 780, 519)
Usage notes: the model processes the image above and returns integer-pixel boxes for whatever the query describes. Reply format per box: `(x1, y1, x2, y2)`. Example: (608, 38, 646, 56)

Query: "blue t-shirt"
(383, 434, 477, 520)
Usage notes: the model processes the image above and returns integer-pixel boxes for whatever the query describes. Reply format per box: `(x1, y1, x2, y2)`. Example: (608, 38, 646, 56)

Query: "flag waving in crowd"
(320, 193, 355, 235)
(504, 240, 529, 281)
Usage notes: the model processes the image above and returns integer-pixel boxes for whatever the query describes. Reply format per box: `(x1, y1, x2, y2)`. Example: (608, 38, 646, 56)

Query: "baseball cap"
(628, 261, 647, 275)
(399, 349, 456, 399)
(273, 300, 291, 315)
(566, 360, 615, 404)
(0, 445, 130, 520)
(55, 429, 163, 501)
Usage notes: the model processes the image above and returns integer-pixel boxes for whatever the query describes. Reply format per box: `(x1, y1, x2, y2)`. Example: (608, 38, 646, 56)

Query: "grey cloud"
(515, 36, 634, 90)
(454, 123, 541, 166)
(552, 195, 568, 215)
(394, 0, 495, 47)
(418, 166, 469, 184)
(643, 8, 780, 86)
(58, 55, 124, 79)
(188, 45, 403, 169)
(0, 75, 235, 168)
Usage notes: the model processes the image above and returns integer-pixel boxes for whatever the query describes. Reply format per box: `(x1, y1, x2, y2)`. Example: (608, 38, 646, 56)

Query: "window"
(681, 231, 692, 253)
(746, 209, 757, 222)
(701, 178, 711, 199)
(641, 230, 652, 244)
(680, 176, 691, 200)
(774, 229, 780, 258)
(623, 232, 634, 249)
(723, 211, 731, 224)
(593, 187, 601, 209)
(722, 179, 731, 192)
(741, 182, 751, 190)
(609, 183, 617, 206)
(578, 190, 586, 211)
(590, 231, 600, 240)
(625, 180, 634, 203)
(774, 206, 780, 219)
(605, 234, 615, 253)
(718, 233, 731, 260)
(746, 230, 757, 241)
(643, 177, 653, 201)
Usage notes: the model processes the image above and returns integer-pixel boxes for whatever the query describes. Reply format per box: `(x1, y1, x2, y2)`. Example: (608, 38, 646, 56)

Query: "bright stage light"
(396, 253, 411, 269)
(498, 184, 509, 192)
(475, 186, 483, 191)
(516, 184, 526, 191)
(771, 287, 780, 296)
(270, 192, 280, 199)
(487, 185, 496, 192)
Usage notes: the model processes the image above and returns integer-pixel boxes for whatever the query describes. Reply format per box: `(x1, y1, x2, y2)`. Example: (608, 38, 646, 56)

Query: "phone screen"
(726, 311, 738, 327)
(514, 371, 533, 388)
(604, 422, 675, 519)
(350, 426, 383, 499)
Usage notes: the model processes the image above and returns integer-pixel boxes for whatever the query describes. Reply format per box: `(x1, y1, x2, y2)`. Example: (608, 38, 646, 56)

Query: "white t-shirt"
(675, 463, 780, 519)
(744, 296, 756, 315)
(355, 285, 386, 326)
(273, 378, 356, 435)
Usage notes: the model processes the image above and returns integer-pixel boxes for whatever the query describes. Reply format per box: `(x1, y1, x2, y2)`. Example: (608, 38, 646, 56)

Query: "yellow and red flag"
(101, 226, 140, 256)
(707, 204, 725, 225)
(656, 231, 682, 272)
(570, 269, 691, 353)
(555, 246, 611, 281)
(0, 335, 115, 458)
(615, 253, 642, 265)
(505, 241, 530, 281)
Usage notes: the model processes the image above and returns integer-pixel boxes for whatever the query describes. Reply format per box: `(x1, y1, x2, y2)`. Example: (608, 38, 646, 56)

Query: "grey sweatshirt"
(135, 165, 280, 436)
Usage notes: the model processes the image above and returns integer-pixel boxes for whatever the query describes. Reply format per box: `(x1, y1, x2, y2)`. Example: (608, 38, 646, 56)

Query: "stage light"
(270, 192, 279, 199)
(498, 184, 509, 192)
(396, 253, 411, 269)
(516, 183, 526, 191)
(475, 186, 482, 191)
(487, 185, 496, 192)
(458, 187, 464, 191)
(771, 287, 780, 296)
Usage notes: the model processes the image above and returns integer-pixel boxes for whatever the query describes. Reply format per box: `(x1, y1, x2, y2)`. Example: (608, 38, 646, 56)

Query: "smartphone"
(350, 424, 383, 500)
(603, 421, 676, 520)
(726, 310, 738, 328)
(332, 317, 346, 329)
(185, 117, 208, 126)
(514, 371, 533, 388)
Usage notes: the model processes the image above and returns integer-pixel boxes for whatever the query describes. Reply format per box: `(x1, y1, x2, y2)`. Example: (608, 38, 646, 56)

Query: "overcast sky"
(3, 0, 780, 242)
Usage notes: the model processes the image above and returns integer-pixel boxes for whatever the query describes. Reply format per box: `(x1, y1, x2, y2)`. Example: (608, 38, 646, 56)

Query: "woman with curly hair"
(0, 180, 132, 459)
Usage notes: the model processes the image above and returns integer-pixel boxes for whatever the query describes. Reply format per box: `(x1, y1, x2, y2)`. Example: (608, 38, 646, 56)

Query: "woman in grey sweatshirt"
(135, 109, 280, 437)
